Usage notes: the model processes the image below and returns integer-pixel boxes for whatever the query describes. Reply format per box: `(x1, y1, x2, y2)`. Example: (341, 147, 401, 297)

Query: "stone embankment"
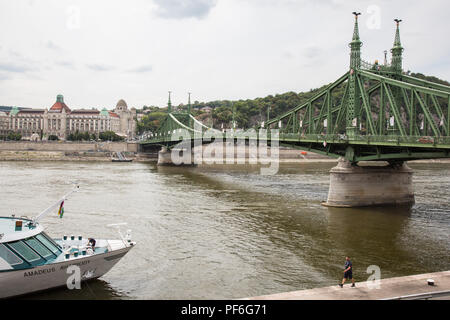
(0, 141, 139, 161)
(0, 141, 333, 162)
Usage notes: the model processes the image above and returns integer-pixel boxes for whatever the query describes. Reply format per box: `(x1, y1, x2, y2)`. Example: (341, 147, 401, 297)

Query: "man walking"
(339, 256, 355, 288)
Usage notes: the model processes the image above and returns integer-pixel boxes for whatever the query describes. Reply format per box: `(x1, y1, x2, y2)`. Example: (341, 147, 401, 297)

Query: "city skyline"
(0, 0, 449, 109)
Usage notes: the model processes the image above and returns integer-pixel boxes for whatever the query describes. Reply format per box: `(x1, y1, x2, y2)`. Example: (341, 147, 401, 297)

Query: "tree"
(48, 135, 59, 141)
(136, 111, 168, 134)
(7, 132, 21, 141)
(99, 131, 124, 141)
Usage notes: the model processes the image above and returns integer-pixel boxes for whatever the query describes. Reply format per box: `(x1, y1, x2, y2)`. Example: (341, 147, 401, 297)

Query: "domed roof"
(10, 106, 19, 116)
(100, 108, 109, 116)
(50, 94, 71, 113)
(116, 99, 128, 108)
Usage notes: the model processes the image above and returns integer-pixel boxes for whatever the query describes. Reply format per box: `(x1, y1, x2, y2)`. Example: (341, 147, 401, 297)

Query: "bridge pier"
(323, 158, 415, 207)
(157, 146, 195, 166)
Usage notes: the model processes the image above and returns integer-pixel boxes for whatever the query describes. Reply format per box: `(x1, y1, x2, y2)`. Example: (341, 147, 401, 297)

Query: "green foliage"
(409, 72, 450, 86)
(67, 130, 92, 141)
(136, 111, 168, 134)
(0, 132, 22, 141)
(99, 131, 124, 141)
(135, 72, 448, 131)
(48, 135, 59, 141)
(6, 132, 22, 141)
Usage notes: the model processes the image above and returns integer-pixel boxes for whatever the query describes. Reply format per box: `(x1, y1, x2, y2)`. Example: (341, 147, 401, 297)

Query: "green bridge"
(140, 13, 450, 208)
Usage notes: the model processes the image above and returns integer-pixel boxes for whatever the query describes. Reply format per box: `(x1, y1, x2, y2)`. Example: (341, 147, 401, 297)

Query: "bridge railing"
(277, 133, 450, 146)
(141, 129, 450, 148)
(360, 59, 393, 72)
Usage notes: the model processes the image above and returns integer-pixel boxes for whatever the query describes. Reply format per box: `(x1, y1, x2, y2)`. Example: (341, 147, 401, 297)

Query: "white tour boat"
(0, 185, 136, 298)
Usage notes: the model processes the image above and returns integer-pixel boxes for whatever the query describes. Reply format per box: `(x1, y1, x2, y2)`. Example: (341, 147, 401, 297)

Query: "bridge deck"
(242, 270, 450, 300)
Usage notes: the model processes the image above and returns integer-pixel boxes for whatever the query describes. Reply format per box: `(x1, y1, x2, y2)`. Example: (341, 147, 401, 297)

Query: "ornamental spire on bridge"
(168, 91, 172, 113)
(391, 19, 404, 74)
(347, 12, 362, 138)
(349, 11, 362, 70)
(188, 92, 191, 114)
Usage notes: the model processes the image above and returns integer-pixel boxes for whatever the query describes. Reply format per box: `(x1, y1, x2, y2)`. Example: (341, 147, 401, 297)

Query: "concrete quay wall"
(0, 141, 138, 153)
(244, 270, 450, 300)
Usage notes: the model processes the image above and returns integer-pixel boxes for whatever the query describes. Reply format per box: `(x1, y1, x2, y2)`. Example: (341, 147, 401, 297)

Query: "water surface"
(0, 161, 449, 299)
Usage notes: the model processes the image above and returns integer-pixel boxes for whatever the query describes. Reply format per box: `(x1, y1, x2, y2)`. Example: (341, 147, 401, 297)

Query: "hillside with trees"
(136, 72, 449, 134)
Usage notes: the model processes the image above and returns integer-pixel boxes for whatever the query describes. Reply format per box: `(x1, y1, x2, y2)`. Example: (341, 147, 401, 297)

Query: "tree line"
(133, 72, 449, 134)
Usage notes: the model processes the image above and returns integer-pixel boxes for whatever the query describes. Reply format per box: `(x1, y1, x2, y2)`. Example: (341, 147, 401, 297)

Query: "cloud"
(55, 60, 76, 69)
(86, 64, 115, 71)
(302, 45, 321, 59)
(0, 63, 33, 73)
(0, 73, 11, 81)
(153, 0, 217, 19)
(127, 65, 153, 73)
(45, 41, 62, 51)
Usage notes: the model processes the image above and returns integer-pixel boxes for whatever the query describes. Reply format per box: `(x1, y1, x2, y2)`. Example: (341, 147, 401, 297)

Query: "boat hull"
(0, 246, 132, 299)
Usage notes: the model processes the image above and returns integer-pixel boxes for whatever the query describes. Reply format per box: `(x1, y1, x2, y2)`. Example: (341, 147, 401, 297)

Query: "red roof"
(109, 111, 119, 118)
(50, 102, 71, 113)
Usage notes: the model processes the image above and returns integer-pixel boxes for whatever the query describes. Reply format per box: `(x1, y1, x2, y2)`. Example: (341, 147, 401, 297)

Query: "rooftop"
(116, 99, 127, 108)
(49, 95, 71, 113)
(71, 109, 100, 114)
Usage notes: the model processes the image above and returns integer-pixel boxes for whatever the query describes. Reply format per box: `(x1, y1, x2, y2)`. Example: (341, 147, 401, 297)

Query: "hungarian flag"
(58, 201, 64, 218)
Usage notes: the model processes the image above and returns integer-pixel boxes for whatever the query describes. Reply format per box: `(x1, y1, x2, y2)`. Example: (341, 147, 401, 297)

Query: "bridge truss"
(141, 14, 450, 163)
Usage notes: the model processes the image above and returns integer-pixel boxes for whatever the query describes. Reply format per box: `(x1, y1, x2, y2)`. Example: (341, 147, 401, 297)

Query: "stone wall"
(0, 141, 138, 153)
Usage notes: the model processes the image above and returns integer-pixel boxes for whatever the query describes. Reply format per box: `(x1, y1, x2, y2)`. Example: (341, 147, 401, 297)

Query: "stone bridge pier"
(323, 157, 415, 207)
(157, 146, 196, 166)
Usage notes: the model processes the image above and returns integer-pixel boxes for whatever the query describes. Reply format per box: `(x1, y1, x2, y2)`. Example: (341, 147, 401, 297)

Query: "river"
(0, 160, 449, 299)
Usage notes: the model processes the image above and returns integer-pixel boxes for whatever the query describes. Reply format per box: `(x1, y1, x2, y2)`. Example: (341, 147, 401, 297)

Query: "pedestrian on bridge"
(339, 256, 355, 288)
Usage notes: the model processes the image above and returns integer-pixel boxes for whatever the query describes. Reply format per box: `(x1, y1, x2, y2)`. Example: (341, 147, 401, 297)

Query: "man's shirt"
(345, 260, 352, 271)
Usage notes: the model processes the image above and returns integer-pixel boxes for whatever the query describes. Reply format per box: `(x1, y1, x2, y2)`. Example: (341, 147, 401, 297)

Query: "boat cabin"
(0, 217, 62, 271)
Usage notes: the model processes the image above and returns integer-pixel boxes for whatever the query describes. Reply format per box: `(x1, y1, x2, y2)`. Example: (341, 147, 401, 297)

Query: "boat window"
(40, 232, 62, 250)
(0, 243, 23, 266)
(7, 241, 41, 263)
(24, 238, 53, 259)
(36, 234, 60, 254)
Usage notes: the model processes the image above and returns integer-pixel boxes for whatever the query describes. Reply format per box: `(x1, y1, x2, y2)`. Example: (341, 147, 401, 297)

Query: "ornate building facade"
(0, 95, 136, 140)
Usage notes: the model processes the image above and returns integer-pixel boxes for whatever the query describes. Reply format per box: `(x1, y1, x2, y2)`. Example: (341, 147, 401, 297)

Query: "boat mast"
(32, 185, 80, 225)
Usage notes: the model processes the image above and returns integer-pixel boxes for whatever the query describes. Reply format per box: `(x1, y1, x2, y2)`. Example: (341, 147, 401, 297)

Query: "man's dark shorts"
(344, 271, 353, 279)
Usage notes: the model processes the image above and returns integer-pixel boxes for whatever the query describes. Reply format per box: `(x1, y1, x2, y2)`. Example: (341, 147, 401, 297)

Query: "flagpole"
(32, 185, 80, 225)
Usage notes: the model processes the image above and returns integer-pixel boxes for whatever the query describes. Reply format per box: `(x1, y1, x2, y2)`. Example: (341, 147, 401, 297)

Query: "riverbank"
(243, 270, 450, 300)
(1, 141, 450, 163)
(0, 141, 329, 162)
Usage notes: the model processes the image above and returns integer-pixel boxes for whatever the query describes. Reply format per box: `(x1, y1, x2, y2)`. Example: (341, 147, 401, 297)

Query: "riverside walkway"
(243, 270, 450, 300)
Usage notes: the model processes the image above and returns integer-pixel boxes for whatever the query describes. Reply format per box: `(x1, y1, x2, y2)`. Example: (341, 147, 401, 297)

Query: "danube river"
(1, 161, 449, 299)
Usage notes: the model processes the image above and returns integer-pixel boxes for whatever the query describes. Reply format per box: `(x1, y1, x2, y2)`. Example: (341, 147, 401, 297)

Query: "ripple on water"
(1, 161, 449, 299)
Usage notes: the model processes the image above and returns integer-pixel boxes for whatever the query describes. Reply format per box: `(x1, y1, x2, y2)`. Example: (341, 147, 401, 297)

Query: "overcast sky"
(0, 0, 449, 110)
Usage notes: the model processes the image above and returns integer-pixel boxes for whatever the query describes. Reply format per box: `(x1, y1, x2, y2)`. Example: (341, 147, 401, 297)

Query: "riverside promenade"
(243, 271, 450, 300)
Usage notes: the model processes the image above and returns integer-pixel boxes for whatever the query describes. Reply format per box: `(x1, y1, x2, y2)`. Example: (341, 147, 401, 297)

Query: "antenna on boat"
(31, 183, 80, 226)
